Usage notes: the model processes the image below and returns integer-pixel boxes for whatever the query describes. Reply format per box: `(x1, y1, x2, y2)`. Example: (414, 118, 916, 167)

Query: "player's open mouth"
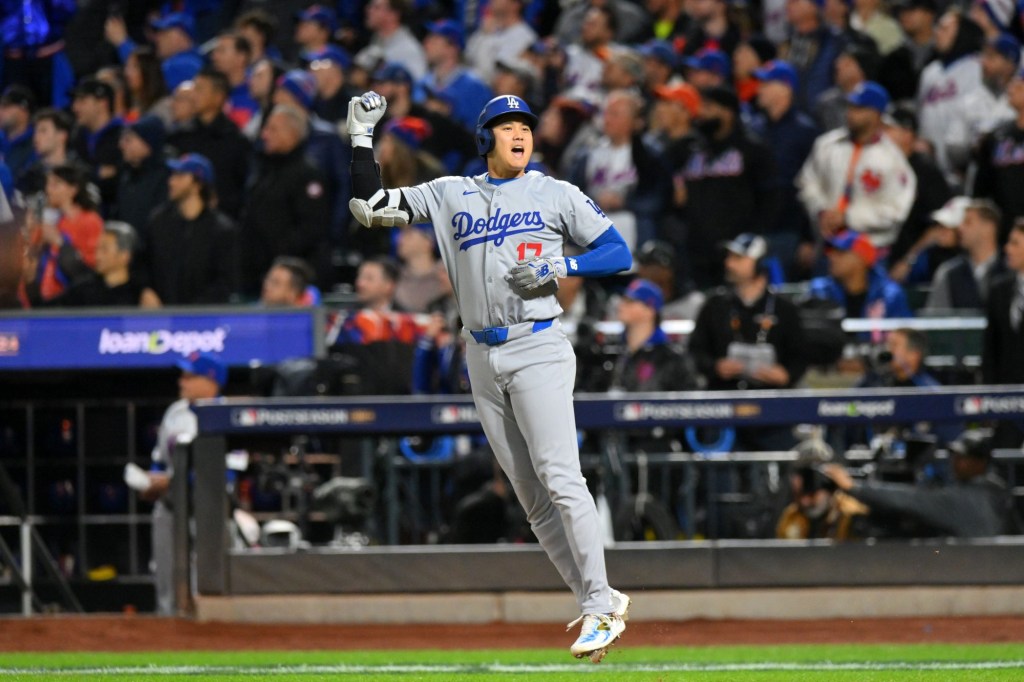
(511, 145, 525, 158)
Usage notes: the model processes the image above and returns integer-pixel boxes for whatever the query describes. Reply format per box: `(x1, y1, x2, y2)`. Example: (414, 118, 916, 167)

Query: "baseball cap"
(372, 62, 413, 87)
(0, 85, 35, 111)
(753, 60, 798, 90)
(985, 33, 1022, 62)
(891, 0, 937, 12)
(948, 429, 994, 459)
(383, 116, 432, 150)
(277, 69, 317, 110)
(295, 4, 338, 32)
(72, 77, 115, 107)
(845, 81, 890, 112)
(304, 45, 352, 71)
(636, 239, 676, 269)
(825, 230, 877, 266)
(638, 40, 677, 68)
(125, 114, 166, 152)
(699, 84, 740, 113)
(624, 279, 664, 312)
(176, 351, 227, 388)
(653, 83, 701, 117)
(976, 0, 1016, 30)
(151, 12, 195, 38)
(424, 19, 465, 51)
(167, 153, 215, 186)
(423, 82, 457, 109)
(930, 196, 971, 228)
(683, 49, 730, 77)
(882, 102, 918, 133)
(723, 233, 768, 260)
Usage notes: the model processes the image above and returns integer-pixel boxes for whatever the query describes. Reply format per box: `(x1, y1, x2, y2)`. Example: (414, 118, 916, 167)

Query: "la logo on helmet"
(505, 96, 520, 109)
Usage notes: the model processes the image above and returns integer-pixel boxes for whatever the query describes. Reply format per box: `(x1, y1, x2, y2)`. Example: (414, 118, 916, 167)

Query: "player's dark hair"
(893, 327, 928, 357)
(33, 107, 73, 135)
(196, 67, 230, 98)
(272, 256, 314, 294)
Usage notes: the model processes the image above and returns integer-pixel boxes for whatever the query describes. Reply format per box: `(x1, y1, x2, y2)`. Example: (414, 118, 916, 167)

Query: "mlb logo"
(435, 406, 459, 424)
(959, 397, 983, 416)
(236, 409, 259, 426)
(618, 403, 642, 421)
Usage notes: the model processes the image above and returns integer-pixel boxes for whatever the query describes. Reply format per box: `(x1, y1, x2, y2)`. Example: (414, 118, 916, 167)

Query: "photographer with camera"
(823, 429, 1018, 538)
(776, 437, 868, 541)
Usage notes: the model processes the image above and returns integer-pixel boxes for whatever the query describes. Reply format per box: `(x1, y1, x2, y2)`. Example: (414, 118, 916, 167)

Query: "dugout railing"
(179, 386, 1024, 615)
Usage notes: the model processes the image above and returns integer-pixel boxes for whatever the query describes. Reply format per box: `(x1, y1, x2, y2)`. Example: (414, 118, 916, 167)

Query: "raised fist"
(347, 91, 387, 138)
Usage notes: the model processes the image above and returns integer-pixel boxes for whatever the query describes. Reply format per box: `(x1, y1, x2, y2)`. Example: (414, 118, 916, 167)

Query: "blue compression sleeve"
(564, 226, 631, 277)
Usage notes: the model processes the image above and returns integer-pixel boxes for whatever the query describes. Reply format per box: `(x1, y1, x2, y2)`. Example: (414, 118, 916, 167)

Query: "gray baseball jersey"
(403, 170, 613, 330)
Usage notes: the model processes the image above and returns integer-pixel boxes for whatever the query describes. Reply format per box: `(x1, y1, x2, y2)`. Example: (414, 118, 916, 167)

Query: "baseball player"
(348, 92, 632, 662)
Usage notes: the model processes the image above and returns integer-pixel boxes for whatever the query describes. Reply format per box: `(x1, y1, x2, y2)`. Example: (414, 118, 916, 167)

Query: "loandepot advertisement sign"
(0, 311, 318, 369)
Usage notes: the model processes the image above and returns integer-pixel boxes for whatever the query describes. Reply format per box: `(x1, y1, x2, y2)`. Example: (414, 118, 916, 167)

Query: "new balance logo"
(505, 96, 520, 109)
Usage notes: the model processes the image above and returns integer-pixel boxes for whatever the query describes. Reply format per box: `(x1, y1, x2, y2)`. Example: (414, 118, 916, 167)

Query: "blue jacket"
(415, 69, 493, 133)
(749, 107, 818, 238)
(1, 0, 75, 49)
(808, 266, 913, 319)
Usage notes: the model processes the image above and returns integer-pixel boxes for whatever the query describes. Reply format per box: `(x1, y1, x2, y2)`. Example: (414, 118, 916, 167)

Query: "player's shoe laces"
(567, 598, 628, 664)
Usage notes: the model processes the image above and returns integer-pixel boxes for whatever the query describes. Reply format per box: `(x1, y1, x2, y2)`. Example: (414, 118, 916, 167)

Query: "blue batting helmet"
(475, 95, 538, 157)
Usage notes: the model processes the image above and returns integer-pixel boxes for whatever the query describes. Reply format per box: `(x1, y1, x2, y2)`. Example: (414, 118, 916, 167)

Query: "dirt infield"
(2, 616, 1023, 652)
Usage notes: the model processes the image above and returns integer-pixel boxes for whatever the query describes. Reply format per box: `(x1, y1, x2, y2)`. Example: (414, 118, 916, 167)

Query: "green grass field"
(2, 644, 1023, 681)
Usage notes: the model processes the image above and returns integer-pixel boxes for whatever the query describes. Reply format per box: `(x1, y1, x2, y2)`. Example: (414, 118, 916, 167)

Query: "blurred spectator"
(689, 234, 806, 450)
(379, 117, 444, 187)
(971, 68, 1024, 240)
(535, 96, 595, 178)
(850, 0, 903, 55)
(562, 5, 616, 106)
(106, 12, 203, 92)
(602, 47, 646, 94)
(356, 0, 427, 80)
(884, 103, 954, 279)
(114, 115, 169, 248)
(582, 278, 697, 393)
(273, 69, 351, 253)
(554, 0, 651, 46)
(370, 63, 476, 176)
(43, 221, 143, 307)
(634, 239, 705, 320)
(879, 0, 938, 102)
(861, 327, 938, 388)
(807, 230, 913, 319)
(260, 255, 315, 307)
(240, 104, 330, 296)
(394, 224, 452, 313)
(646, 0, 689, 40)
(307, 46, 357, 124)
(293, 4, 336, 55)
(947, 34, 1020, 158)
(982, 219, 1024, 416)
(234, 9, 278, 64)
(326, 256, 420, 345)
(22, 163, 103, 305)
(241, 59, 281, 141)
(70, 77, 123, 211)
(676, 86, 777, 288)
(0, 85, 37, 179)
(925, 199, 1006, 311)
(211, 31, 260, 130)
(969, 0, 1016, 41)
(682, 49, 730, 90)
(639, 40, 680, 93)
(0, 0, 76, 108)
(776, 438, 867, 540)
(783, 0, 846, 114)
(465, 0, 538, 84)
(680, 0, 742, 59)
(916, 9, 984, 184)
(797, 82, 915, 248)
(123, 47, 171, 126)
(168, 80, 198, 134)
(733, 35, 777, 106)
(168, 68, 252, 219)
(96, 65, 129, 120)
(417, 19, 492, 132)
(17, 107, 73, 196)
(647, 83, 699, 155)
(824, 429, 1017, 537)
(749, 61, 820, 279)
(139, 153, 237, 307)
(891, 195, 965, 286)
(491, 58, 538, 107)
(814, 41, 880, 132)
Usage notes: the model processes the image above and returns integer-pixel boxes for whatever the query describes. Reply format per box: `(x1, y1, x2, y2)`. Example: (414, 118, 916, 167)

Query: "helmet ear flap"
(476, 127, 494, 157)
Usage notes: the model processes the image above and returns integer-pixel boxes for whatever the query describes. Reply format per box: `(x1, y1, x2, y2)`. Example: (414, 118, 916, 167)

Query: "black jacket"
(114, 153, 169, 248)
(580, 328, 698, 393)
(688, 287, 806, 390)
(44, 274, 143, 308)
(72, 118, 124, 211)
(983, 274, 1024, 385)
(142, 202, 238, 304)
(239, 147, 331, 296)
(973, 122, 1024, 240)
(168, 113, 252, 218)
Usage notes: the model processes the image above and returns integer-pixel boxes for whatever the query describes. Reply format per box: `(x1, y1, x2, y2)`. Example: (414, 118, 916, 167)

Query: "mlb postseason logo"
(432, 405, 479, 425)
(957, 395, 1024, 416)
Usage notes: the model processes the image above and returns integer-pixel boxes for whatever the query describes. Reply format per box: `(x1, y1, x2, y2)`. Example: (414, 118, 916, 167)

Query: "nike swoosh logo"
(463, 190, 479, 195)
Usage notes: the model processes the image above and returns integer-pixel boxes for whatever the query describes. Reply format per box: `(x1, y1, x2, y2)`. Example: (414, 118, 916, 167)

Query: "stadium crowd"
(2, 0, 1024, 414)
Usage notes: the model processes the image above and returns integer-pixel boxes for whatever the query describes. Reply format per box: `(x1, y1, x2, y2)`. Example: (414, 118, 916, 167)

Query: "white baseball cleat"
(611, 588, 631, 621)
(567, 611, 627, 663)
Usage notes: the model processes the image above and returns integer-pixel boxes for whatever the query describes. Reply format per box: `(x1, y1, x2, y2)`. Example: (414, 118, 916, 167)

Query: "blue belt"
(469, 318, 554, 346)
